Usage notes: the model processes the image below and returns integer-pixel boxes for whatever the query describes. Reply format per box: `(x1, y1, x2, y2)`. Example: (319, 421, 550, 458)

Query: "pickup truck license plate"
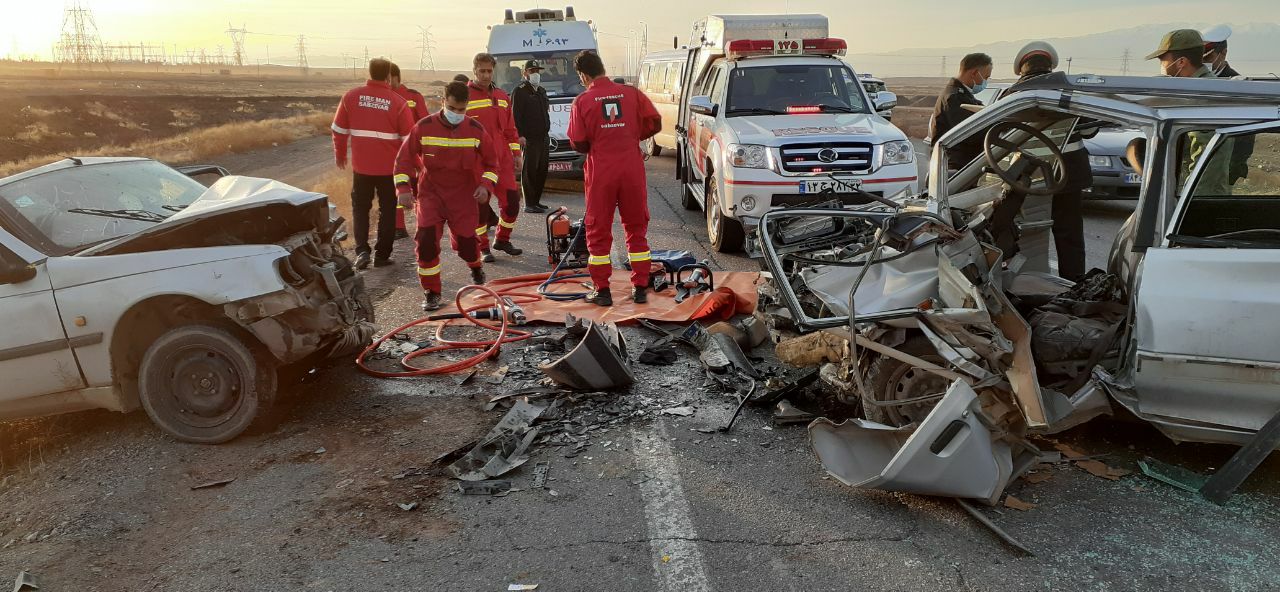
(1123, 172, 1141, 184)
(548, 162, 573, 172)
(799, 178, 863, 194)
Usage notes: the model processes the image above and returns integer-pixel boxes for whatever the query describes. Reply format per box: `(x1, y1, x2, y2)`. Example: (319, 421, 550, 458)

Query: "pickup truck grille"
(779, 142, 873, 173)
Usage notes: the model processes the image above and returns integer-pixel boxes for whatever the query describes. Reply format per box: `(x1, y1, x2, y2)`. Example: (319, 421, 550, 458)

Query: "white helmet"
(1014, 41, 1059, 76)
(1201, 24, 1232, 46)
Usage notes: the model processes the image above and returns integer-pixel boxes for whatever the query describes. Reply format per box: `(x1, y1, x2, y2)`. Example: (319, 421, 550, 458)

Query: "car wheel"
(137, 324, 277, 444)
(863, 336, 948, 426)
(642, 137, 662, 157)
(705, 175, 744, 253)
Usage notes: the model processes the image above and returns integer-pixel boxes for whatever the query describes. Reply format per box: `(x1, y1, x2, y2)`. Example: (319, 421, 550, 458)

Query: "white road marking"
(632, 422, 712, 592)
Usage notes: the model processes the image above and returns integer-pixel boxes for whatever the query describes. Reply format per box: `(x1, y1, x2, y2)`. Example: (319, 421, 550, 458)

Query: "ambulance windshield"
(493, 53, 585, 97)
(725, 64, 870, 116)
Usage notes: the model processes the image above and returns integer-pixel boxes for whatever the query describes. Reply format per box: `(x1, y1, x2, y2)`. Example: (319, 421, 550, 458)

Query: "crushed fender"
(539, 315, 635, 390)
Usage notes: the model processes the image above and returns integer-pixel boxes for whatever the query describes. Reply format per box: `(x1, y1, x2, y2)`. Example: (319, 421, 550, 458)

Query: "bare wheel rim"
(157, 344, 247, 430)
(883, 362, 949, 425)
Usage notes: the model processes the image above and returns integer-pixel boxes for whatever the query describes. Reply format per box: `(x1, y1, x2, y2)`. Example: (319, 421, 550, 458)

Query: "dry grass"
(305, 167, 354, 225)
(893, 106, 932, 140)
(0, 111, 331, 178)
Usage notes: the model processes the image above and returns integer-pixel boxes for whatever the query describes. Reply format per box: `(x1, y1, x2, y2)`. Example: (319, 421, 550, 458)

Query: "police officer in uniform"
(989, 42, 1090, 281)
(512, 59, 552, 214)
(1202, 25, 1240, 77)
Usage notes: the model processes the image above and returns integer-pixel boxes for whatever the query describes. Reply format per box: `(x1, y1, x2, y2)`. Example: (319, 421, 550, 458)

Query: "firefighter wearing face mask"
(465, 53, 524, 261)
(395, 81, 500, 312)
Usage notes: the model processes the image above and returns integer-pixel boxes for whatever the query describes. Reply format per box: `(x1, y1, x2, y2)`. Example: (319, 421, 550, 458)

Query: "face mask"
(528, 73, 541, 86)
(442, 109, 465, 125)
(970, 77, 988, 94)
(1162, 57, 1184, 77)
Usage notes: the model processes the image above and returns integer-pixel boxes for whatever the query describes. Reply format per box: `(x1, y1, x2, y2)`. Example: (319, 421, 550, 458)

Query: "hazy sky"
(5, 0, 1278, 72)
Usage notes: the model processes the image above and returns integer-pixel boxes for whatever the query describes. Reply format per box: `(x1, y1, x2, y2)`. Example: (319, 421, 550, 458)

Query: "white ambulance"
(674, 15, 916, 252)
(487, 7, 598, 177)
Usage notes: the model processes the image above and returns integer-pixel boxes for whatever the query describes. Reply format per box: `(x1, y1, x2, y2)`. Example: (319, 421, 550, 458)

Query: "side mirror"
(689, 95, 717, 117)
(873, 91, 897, 111)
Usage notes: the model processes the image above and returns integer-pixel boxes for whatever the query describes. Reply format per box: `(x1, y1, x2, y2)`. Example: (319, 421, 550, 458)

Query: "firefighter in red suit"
(331, 58, 415, 270)
(389, 62, 429, 240)
(566, 51, 662, 306)
(394, 81, 500, 312)
(466, 53, 525, 261)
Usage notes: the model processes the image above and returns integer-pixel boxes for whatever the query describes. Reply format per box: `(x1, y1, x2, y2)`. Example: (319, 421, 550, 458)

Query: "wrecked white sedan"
(756, 74, 1280, 504)
(0, 157, 374, 443)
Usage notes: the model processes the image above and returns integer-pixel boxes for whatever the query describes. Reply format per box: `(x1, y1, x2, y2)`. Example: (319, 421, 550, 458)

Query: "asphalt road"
(2, 138, 1275, 592)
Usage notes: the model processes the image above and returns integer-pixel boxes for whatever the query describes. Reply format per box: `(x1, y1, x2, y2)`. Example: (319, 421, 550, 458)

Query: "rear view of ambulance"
(674, 14, 918, 252)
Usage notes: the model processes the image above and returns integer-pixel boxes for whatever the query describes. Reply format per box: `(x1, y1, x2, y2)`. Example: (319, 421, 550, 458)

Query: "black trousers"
(522, 136, 550, 208)
(990, 188, 1086, 282)
(350, 172, 397, 260)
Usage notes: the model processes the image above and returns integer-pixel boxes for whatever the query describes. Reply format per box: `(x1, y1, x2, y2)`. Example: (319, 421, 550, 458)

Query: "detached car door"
(1133, 121, 1280, 434)
(0, 230, 85, 403)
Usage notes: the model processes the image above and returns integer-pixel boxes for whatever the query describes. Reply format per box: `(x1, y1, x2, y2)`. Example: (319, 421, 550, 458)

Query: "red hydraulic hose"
(355, 284, 534, 377)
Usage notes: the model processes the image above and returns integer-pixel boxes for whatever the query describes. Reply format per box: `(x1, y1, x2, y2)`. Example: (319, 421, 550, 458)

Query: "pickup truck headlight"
(728, 144, 770, 169)
(882, 140, 914, 165)
(1088, 155, 1112, 168)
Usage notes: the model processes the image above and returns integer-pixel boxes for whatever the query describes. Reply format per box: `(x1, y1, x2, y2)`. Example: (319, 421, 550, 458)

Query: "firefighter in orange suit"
(466, 53, 524, 260)
(394, 81, 500, 312)
(389, 62, 430, 240)
(567, 51, 662, 306)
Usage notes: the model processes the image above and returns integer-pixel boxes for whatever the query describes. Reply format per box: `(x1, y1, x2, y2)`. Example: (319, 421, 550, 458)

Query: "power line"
(226, 23, 247, 67)
(56, 0, 106, 66)
(1120, 48, 1131, 75)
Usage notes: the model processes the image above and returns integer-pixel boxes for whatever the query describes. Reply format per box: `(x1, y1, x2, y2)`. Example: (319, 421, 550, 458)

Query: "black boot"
(422, 291, 443, 312)
(586, 288, 613, 307)
(482, 250, 496, 263)
(492, 240, 523, 256)
(354, 252, 371, 270)
(632, 286, 648, 304)
(471, 267, 487, 285)
(373, 257, 394, 268)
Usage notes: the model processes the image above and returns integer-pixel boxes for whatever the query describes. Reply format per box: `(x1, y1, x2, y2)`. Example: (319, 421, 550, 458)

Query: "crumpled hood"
(166, 176, 326, 222)
(723, 113, 906, 147)
(81, 176, 328, 256)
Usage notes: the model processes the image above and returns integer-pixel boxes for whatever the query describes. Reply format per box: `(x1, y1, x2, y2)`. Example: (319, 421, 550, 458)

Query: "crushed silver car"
(756, 74, 1280, 503)
(0, 158, 374, 443)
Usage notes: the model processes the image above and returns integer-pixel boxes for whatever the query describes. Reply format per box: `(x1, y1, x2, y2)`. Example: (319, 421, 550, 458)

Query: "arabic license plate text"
(1123, 172, 1141, 184)
(799, 179, 863, 194)
(548, 162, 573, 172)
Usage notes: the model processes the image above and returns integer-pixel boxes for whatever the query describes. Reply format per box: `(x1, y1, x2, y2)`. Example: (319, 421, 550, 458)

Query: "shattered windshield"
(725, 64, 870, 116)
(493, 52, 584, 97)
(0, 160, 206, 255)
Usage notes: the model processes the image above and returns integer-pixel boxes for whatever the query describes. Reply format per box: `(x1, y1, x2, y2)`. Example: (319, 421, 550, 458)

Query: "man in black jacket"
(512, 59, 552, 213)
(929, 53, 992, 170)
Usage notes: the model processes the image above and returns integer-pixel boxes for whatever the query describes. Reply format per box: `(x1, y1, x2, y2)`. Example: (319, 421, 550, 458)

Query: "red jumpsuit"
(391, 85, 430, 232)
(467, 82, 523, 247)
(394, 113, 500, 294)
(567, 77, 662, 288)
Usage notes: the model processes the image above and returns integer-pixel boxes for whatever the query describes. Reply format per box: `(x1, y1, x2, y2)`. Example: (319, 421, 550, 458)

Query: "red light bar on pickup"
(726, 38, 847, 60)
(785, 105, 822, 114)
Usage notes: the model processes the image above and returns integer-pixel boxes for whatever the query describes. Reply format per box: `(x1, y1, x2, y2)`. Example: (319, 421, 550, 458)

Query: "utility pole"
(56, 0, 106, 66)
(417, 26, 437, 73)
(296, 35, 308, 75)
(1120, 48, 1131, 75)
(940, 56, 947, 77)
(1066, 56, 1073, 74)
(226, 23, 247, 67)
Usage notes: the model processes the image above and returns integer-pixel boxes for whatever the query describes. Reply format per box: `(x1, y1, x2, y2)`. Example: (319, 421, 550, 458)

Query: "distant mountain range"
(854, 22, 1280, 79)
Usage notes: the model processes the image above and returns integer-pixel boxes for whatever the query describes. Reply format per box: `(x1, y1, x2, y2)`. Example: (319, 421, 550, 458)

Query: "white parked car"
(0, 157, 374, 443)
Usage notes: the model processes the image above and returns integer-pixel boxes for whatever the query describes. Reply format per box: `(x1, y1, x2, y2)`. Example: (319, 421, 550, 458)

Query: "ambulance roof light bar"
(725, 38, 847, 60)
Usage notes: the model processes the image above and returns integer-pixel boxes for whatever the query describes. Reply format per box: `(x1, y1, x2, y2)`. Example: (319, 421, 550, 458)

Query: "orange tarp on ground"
(466, 271, 761, 325)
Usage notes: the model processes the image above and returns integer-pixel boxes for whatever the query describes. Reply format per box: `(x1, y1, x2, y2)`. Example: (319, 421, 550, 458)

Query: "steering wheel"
(983, 121, 1069, 196)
